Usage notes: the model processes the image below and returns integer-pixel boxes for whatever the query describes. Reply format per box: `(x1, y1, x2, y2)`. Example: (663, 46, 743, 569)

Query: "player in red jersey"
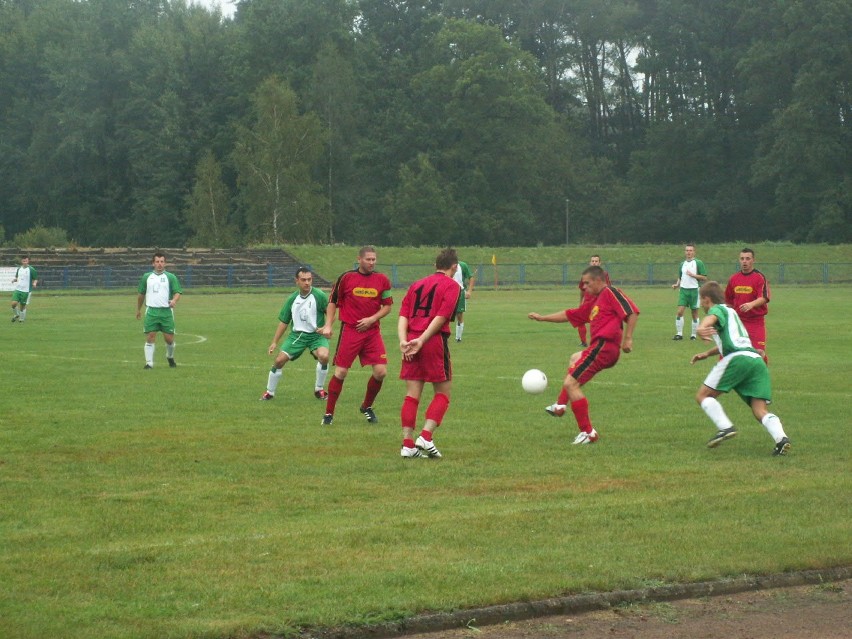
(576, 255, 611, 347)
(318, 246, 393, 425)
(725, 248, 770, 362)
(528, 266, 639, 444)
(397, 248, 462, 459)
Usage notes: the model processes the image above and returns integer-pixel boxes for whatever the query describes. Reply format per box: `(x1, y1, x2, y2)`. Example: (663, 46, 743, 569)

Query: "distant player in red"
(725, 248, 770, 362)
(576, 254, 611, 347)
(318, 245, 393, 426)
(529, 265, 639, 444)
(396, 248, 462, 459)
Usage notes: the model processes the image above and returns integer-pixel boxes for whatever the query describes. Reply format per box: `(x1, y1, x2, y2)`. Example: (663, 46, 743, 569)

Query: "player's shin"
(267, 367, 282, 393)
(315, 362, 328, 390)
(700, 397, 733, 430)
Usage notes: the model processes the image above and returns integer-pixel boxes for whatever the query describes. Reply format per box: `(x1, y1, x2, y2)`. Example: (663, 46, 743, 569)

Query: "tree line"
(1, 0, 849, 247)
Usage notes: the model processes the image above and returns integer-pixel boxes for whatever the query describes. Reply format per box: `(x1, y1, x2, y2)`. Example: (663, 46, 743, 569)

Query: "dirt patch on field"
(404, 579, 850, 639)
(301, 569, 851, 639)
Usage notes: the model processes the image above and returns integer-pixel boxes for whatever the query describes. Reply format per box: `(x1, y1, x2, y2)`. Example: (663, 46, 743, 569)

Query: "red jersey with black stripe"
(565, 286, 639, 344)
(400, 272, 461, 334)
(329, 269, 393, 328)
(725, 270, 770, 318)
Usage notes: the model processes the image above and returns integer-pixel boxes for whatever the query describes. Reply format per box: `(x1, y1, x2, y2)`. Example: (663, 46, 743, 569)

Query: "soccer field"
(1, 286, 850, 639)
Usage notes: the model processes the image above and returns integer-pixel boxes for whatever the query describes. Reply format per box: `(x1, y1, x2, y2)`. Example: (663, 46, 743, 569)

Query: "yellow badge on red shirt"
(353, 287, 379, 298)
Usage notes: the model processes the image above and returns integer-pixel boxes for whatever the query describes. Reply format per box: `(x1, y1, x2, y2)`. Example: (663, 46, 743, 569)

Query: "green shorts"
(282, 331, 329, 361)
(455, 294, 467, 314)
(11, 290, 30, 306)
(143, 307, 176, 334)
(678, 288, 699, 310)
(703, 352, 772, 404)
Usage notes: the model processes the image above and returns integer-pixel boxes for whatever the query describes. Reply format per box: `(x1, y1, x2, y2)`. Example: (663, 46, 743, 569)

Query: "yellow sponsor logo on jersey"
(734, 285, 754, 294)
(353, 287, 379, 298)
(590, 306, 600, 321)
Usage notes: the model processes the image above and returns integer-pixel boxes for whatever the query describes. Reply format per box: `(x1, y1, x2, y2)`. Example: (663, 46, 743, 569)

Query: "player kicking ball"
(528, 266, 639, 445)
(691, 281, 791, 456)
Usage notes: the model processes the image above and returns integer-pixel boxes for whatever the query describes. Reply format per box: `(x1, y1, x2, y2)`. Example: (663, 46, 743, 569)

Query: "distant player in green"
(690, 281, 790, 456)
(11, 254, 38, 323)
(260, 267, 330, 401)
(452, 259, 475, 342)
(671, 243, 707, 340)
(136, 252, 182, 369)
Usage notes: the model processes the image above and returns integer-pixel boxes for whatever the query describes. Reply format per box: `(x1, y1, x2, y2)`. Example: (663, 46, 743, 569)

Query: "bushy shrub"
(11, 225, 70, 248)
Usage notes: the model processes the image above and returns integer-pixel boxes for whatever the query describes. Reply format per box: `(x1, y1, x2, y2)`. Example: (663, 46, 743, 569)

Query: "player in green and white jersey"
(136, 252, 182, 369)
(690, 281, 790, 456)
(452, 259, 475, 342)
(11, 255, 38, 323)
(259, 267, 331, 401)
(671, 243, 708, 340)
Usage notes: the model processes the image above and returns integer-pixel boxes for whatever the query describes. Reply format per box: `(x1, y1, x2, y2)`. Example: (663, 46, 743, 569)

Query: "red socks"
(401, 396, 419, 428)
(425, 393, 450, 425)
(570, 397, 592, 433)
(362, 375, 383, 409)
(325, 375, 344, 414)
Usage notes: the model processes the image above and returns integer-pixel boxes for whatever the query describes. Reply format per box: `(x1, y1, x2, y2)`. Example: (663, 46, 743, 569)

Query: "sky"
(191, 0, 236, 18)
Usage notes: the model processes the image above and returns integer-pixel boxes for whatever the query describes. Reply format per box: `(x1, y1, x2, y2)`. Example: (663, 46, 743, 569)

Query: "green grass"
(284, 242, 852, 281)
(1, 285, 850, 639)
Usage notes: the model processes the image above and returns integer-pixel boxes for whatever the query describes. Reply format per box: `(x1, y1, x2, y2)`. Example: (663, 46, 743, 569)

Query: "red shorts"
(568, 338, 621, 386)
(742, 318, 766, 351)
(333, 325, 388, 368)
(400, 332, 451, 383)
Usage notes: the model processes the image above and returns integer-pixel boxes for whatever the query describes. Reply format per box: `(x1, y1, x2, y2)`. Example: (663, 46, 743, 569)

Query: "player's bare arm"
(136, 293, 145, 319)
(357, 302, 392, 332)
(169, 293, 180, 308)
(691, 346, 720, 364)
(739, 296, 767, 313)
(319, 303, 337, 337)
(528, 311, 569, 323)
(695, 315, 718, 341)
(402, 315, 447, 359)
(268, 322, 288, 355)
(621, 313, 638, 353)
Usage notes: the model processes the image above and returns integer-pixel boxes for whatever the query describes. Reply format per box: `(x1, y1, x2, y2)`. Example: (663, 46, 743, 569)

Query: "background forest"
(0, 0, 849, 248)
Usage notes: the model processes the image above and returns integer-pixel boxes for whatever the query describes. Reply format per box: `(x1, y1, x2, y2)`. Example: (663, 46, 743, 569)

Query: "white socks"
(456, 322, 464, 340)
(166, 342, 175, 359)
(762, 413, 787, 442)
(700, 397, 733, 430)
(144, 343, 155, 366)
(675, 317, 684, 336)
(267, 368, 282, 394)
(315, 362, 328, 390)
(691, 319, 698, 337)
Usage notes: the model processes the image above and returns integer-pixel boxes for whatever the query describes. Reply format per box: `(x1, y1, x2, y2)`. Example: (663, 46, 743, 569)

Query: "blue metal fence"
(33, 262, 852, 290)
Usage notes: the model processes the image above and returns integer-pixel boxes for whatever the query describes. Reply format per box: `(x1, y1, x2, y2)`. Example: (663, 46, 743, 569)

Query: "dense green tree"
(232, 76, 327, 243)
(306, 42, 360, 244)
(385, 153, 459, 245)
(407, 19, 572, 245)
(0, 0, 849, 246)
(185, 149, 236, 247)
(740, 0, 852, 242)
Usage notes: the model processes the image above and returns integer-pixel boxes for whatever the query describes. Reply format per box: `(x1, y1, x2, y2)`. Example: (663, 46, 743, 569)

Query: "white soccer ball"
(521, 369, 548, 394)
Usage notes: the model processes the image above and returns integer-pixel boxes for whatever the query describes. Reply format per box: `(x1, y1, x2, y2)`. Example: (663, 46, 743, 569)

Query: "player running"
(691, 281, 790, 455)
